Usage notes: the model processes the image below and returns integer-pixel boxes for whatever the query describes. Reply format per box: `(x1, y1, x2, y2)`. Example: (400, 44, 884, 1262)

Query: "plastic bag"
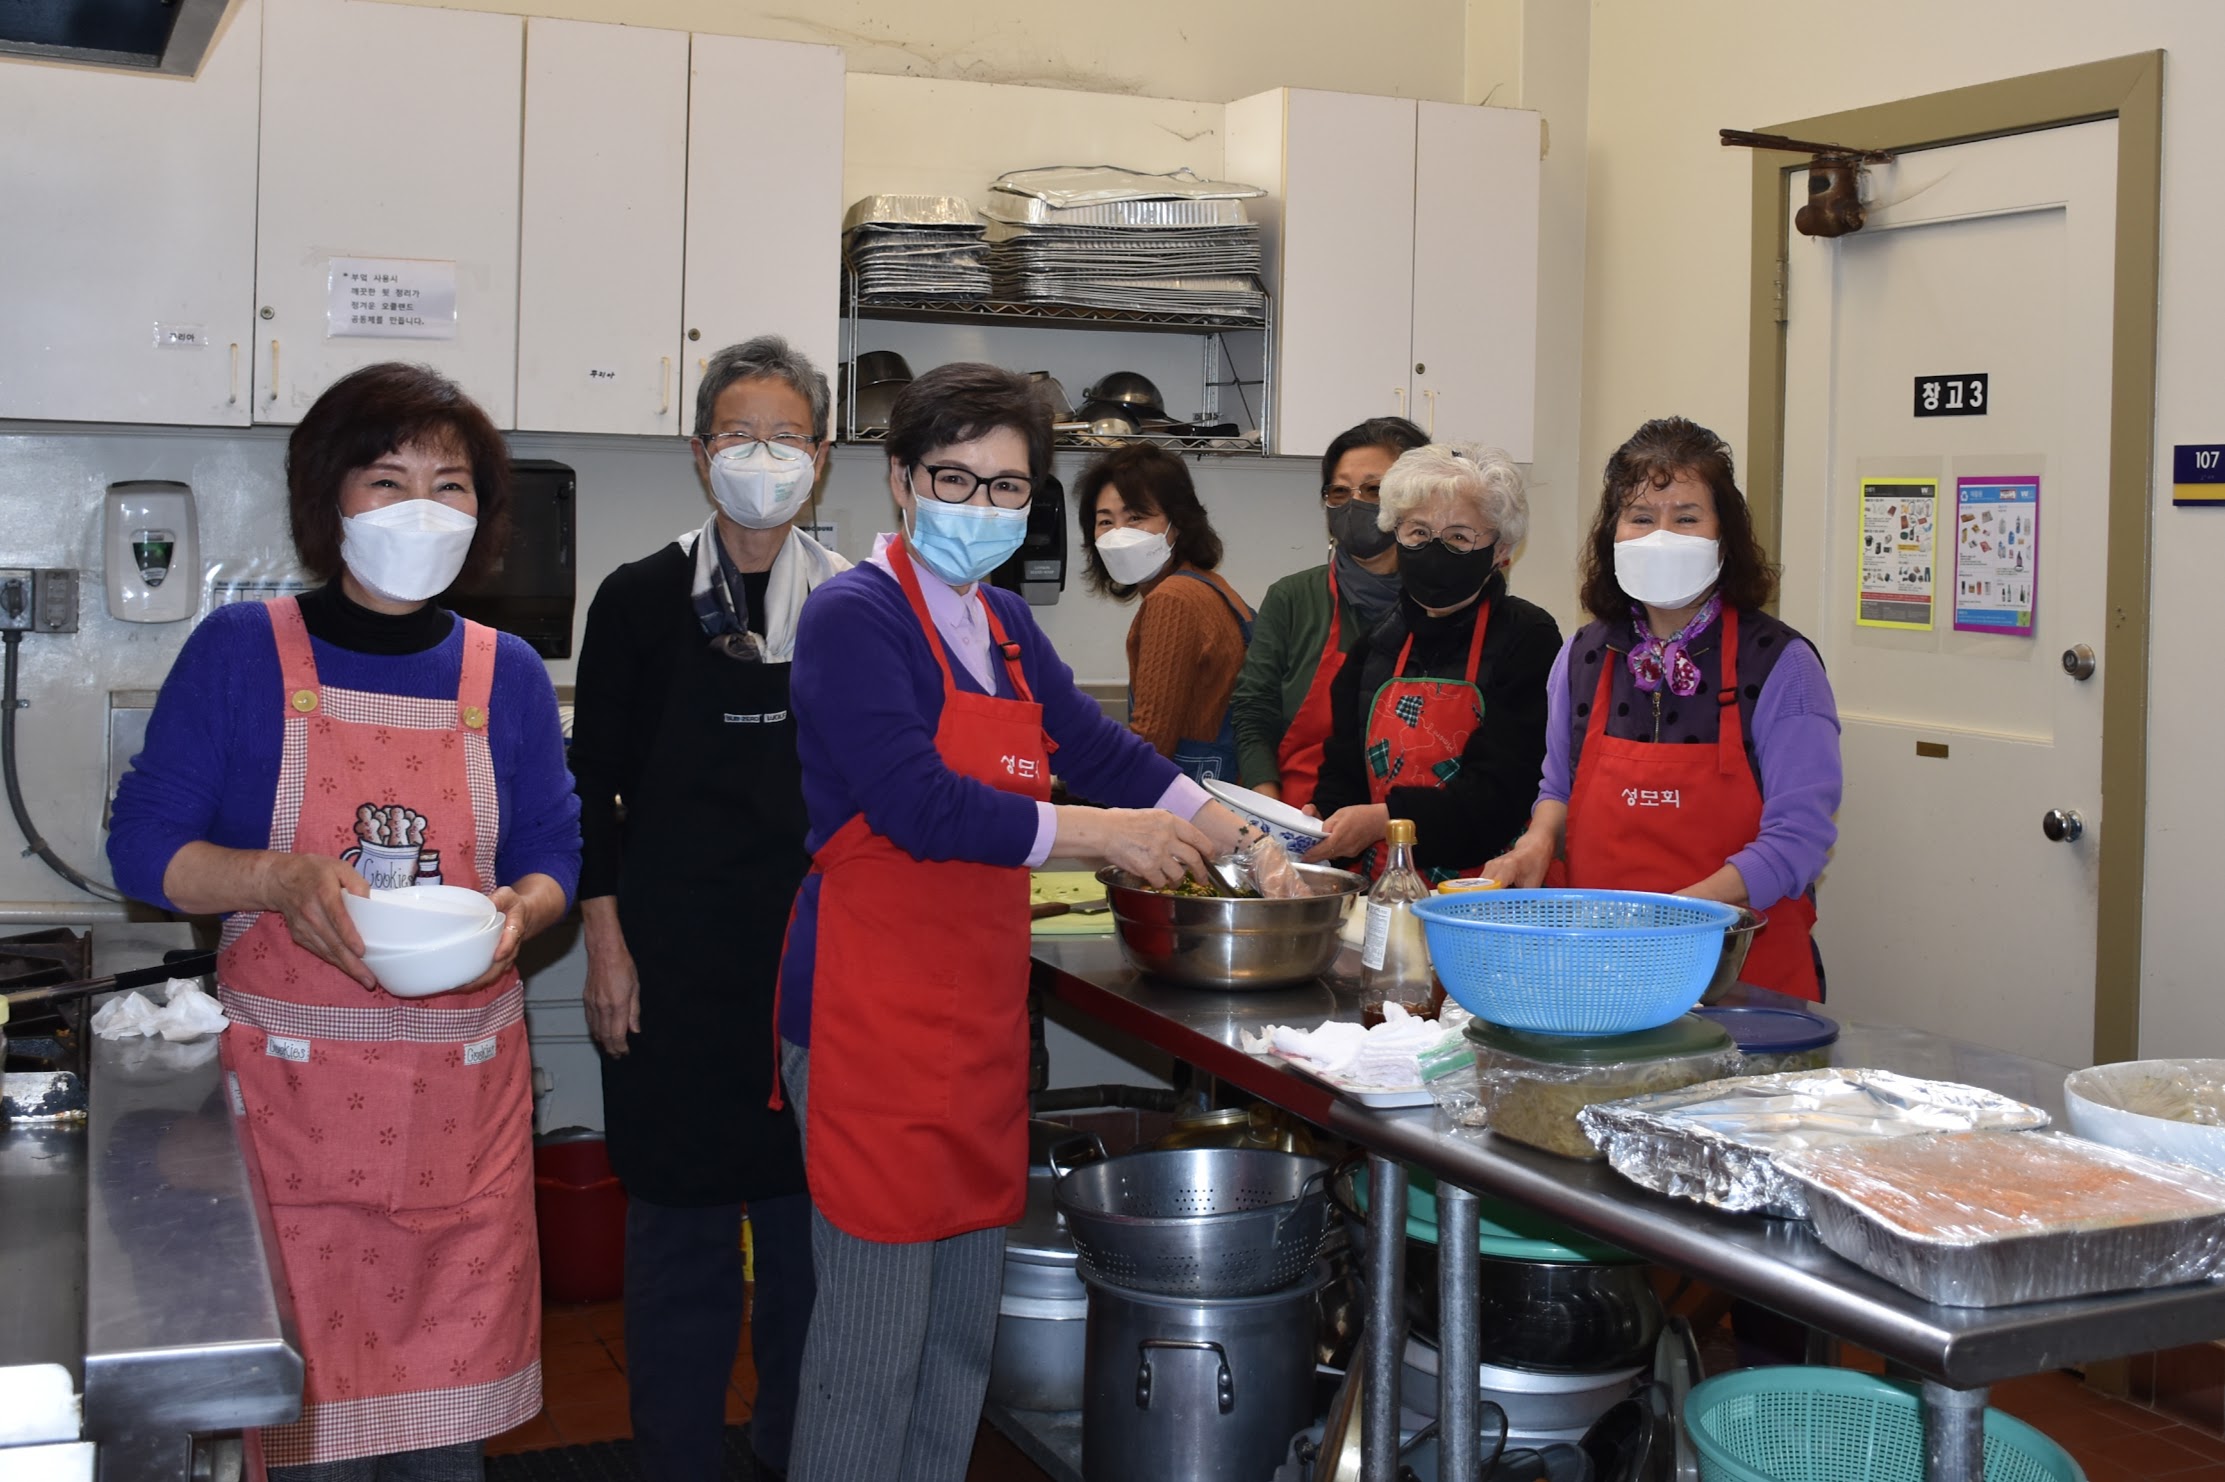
(1228, 827, 1308, 899)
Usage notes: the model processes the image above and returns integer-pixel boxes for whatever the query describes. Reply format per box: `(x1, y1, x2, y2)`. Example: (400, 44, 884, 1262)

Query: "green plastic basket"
(1685, 1369, 2085, 1482)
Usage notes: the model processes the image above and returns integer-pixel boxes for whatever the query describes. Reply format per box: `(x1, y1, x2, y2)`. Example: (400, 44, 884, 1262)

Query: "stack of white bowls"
(341, 885, 503, 997)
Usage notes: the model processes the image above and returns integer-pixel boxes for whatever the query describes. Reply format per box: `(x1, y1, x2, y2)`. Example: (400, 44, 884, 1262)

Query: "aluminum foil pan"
(842, 194, 983, 230)
(1779, 1130, 2225, 1307)
(988, 165, 1266, 207)
(1577, 1068, 2051, 1219)
(981, 194, 1253, 229)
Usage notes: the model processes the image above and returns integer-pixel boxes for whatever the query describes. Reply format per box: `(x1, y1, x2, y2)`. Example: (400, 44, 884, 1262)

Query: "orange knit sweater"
(1124, 564, 1254, 758)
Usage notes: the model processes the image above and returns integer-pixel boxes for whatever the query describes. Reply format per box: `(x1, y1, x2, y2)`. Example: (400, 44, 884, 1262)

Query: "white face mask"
(708, 439, 817, 530)
(1613, 529, 1722, 609)
(1095, 525, 1172, 588)
(340, 499, 478, 604)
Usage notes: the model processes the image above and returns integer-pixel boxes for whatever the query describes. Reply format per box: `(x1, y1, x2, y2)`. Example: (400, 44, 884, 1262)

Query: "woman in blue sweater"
(777, 363, 1244, 1482)
(108, 363, 580, 1477)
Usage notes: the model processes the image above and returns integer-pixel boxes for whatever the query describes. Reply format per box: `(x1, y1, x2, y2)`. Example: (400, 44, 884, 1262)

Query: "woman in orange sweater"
(1078, 445, 1254, 784)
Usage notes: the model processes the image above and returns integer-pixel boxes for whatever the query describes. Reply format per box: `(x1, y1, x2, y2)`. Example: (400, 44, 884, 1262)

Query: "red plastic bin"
(533, 1130, 627, 1303)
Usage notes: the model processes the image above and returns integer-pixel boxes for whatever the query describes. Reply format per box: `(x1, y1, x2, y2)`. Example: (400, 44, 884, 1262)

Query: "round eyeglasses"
(916, 464, 1035, 510)
(1395, 523, 1489, 554)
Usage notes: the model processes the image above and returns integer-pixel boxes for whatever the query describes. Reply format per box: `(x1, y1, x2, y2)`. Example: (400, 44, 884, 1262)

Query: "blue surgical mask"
(905, 497, 1030, 586)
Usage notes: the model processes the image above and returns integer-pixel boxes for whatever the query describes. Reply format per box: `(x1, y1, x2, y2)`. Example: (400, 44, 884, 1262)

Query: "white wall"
(1576, 3, 2216, 1059)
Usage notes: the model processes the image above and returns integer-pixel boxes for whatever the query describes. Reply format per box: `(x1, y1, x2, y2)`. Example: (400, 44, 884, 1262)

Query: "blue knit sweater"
(106, 601, 582, 912)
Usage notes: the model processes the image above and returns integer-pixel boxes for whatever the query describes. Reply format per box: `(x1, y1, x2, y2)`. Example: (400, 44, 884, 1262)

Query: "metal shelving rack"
(841, 270, 1274, 455)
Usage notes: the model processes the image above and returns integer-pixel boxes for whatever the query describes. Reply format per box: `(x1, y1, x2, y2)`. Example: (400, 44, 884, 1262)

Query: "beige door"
(1779, 122, 2117, 1068)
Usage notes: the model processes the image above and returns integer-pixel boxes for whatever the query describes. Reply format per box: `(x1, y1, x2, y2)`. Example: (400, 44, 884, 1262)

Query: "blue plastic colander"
(1411, 888, 1738, 1036)
(1685, 1368, 2084, 1482)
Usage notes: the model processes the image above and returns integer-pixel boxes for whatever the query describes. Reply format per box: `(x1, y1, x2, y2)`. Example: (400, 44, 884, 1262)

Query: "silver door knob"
(2042, 808, 2084, 843)
(2061, 644, 2096, 680)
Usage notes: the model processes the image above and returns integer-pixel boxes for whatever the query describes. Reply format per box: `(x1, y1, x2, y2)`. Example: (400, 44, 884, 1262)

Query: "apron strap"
(1166, 568, 1256, 645)
(267, 597, 320, 715)
(1391, 597, 1492, 686)
(1712, 606, 1744, 778)
(887, 538, 1035, 702)
(1323, 563, 1343, 655)
(456, 618, 498, 732)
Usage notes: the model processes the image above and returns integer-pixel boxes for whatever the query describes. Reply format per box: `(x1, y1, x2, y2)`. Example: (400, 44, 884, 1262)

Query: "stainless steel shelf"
(853, 296, 1268, 333)
(838, 426, 1263, 456)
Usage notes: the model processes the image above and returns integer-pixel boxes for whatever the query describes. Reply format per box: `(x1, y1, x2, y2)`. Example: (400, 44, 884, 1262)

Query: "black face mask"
(1398, 540, 1497, 610)
(1326, 499, 1394, 559)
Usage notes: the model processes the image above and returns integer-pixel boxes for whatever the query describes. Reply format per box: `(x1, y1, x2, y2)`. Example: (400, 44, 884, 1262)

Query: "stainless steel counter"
(1033, 935, 2225, 1481)
(0, 1021, 302, 1481)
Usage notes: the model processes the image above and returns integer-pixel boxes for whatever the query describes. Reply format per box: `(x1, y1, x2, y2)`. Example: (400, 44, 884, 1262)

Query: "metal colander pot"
(1052, 1147, 1331, 1298)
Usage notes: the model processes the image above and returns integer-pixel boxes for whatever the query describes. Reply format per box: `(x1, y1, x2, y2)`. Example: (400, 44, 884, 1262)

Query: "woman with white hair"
(1304, 443, 1562, 876)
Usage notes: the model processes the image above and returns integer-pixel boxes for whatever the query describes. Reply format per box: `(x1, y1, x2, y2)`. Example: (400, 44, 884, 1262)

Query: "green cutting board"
(1030, 870, 1115, 936)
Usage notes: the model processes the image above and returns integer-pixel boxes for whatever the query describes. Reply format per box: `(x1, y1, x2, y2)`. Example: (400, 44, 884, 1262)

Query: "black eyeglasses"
(915, 464, 1035, 510)
(1320, 482, 1383, 509)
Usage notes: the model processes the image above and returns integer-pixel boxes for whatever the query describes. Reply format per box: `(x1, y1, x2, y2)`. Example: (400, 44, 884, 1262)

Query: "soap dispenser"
(104, 481, 199, 624)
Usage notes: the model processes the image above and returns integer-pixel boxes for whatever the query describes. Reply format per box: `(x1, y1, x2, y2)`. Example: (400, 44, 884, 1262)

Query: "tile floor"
(492, 1296, 2225, 1480)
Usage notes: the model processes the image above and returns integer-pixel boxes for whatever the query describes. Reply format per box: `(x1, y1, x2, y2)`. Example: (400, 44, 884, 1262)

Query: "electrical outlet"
(0, 569, 32, 630)
(33, 569, 77, 634)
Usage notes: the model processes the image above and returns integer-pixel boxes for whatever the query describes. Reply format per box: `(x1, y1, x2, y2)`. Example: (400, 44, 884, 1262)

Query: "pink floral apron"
(217, 597, 540, 1466)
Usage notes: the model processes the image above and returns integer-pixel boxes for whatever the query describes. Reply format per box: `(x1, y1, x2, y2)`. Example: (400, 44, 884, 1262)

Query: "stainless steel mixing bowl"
(1096, 863, 1364, 989)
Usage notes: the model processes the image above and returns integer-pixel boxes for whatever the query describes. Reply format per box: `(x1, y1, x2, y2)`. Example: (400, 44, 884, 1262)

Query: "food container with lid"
(1464, 1015, 1738, 1159)
(1693, 1004, 1839, 1075)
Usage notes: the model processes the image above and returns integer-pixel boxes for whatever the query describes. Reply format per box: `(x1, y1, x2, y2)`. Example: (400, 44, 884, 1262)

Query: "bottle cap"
(1386, 818, 1417, 846)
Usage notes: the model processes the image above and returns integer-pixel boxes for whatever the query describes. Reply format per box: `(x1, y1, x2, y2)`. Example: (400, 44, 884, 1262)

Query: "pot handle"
(1044, 1132, 1108, 1183)
(1271, 1167, 1332, 1239)
(1135, 1338, 1233, 1414)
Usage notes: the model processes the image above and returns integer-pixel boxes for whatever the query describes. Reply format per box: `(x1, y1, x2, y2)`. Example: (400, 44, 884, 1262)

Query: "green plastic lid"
(1349, 1164, 1639, 1265)
(1465, 1013, 1732, 1067)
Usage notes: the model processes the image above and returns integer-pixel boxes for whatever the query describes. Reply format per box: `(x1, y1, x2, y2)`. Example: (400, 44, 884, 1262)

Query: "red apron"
(1356, 601, 1491, 875)
(217, 599, 539, 1466)
(1563, 606, 1821, 999)
(1273, 564, 1345, 811)
(800, 542, 1052, 1243)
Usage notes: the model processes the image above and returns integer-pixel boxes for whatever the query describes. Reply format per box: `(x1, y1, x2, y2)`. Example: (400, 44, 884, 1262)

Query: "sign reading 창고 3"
(325, 257, 458, 341)
(2173, 445, 2225, 506)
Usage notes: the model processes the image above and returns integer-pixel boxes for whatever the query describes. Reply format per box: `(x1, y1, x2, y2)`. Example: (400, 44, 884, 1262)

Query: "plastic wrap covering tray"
(1777, 1129, 2225, 1307)
(1577, 1068, 2051, 1220)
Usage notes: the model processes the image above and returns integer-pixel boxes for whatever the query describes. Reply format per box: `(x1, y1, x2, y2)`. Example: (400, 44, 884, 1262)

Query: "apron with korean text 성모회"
(1562, 605, 1820, 999)
(216, 597, 539, 1466)
(793, 540, 1051, 1242)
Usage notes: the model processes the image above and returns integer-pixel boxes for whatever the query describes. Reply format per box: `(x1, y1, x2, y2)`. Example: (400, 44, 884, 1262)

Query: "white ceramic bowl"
(2063, 1059, 2225, 1179)
(1201, 778, 1330, 858)
(362, 915, 503, 998)
(344, 885, 499, 951)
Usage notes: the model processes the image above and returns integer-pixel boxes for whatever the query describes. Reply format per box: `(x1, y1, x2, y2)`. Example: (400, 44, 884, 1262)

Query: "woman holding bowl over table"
(1230, 415, 1429, 808)
(1485, 416, 1841, 999)
(1303, 442, 1562, 878)
(775, 362, 1252, 1482)
(1077, 442, 1254, 783)
(106, 363, 581, 1476)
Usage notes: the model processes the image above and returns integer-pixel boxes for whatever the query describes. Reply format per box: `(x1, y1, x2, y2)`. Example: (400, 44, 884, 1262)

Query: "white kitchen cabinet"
(252, 0, 522, 426)
(1226, 90, 1540, 462)
(516, 19, 689, 436)
(680, 33, 844, 427)
(0, 0, 262, 426)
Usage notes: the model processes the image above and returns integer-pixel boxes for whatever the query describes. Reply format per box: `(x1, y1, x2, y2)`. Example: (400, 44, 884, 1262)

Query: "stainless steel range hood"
(0, 0, 236, 77)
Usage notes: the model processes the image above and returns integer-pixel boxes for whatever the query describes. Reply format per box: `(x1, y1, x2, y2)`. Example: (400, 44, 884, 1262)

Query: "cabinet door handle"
(1392, 386, 1407, 417)
(1422, 387, 1438, 439)
(659, 356, 672, 417)
(227, 343, 240, 405)
(268, 339, 281, 403)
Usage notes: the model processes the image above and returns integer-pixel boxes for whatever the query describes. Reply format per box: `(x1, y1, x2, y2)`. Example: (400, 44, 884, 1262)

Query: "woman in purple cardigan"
(1487, 416, 1840, 998)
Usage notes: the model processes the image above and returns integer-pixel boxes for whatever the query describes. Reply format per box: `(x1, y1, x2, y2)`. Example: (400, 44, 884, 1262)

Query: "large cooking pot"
(1334, 1161, 1662, 1374)
(1098, 863, 1362, 989)
(1082, 1264, 1324, 1482)
(989, 1128, 1097, 1411)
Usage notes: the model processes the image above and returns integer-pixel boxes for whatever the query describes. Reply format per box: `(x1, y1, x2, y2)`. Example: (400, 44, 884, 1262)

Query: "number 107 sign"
(2174, 445, 2225, 506)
